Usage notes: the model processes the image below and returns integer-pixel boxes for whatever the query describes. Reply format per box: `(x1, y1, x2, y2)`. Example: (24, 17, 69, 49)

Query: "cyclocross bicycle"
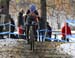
(25, 21, 38, 51)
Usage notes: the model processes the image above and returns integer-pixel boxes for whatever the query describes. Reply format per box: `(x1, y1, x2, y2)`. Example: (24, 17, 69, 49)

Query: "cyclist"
(25, 4, 39, 43)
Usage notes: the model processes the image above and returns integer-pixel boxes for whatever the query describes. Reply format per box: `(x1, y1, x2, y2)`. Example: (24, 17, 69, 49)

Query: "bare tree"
(40, 0, 47, 29)
(0, 0, 10, 14)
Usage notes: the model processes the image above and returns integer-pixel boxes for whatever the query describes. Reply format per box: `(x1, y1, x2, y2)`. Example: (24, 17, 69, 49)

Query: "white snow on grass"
(0, 39, 19, 48)
(57, 43, 75, 58)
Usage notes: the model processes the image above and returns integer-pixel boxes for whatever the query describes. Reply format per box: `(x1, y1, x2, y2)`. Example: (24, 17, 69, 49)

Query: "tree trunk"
(40, 0, 47, 42)
(0, 0, 10, 14)
(40, 0, 47, 29)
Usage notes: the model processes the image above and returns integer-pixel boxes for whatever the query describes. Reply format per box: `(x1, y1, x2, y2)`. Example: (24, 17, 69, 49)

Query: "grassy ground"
(34, 42, 72, 58)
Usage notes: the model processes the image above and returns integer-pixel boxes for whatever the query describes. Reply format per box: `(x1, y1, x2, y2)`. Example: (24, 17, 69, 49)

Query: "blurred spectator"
(0, 15, 4, 39)
(18, 9, 24, 38)
(10, 18, 16, 38)
(18, 9, 24, 27)
(46, 22, 52, 38)
(61, 22, 71, 41)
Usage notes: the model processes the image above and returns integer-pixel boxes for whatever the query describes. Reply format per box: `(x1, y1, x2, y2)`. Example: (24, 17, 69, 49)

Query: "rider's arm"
(34, 10, 39, 22)
(36, 16, 39, 22)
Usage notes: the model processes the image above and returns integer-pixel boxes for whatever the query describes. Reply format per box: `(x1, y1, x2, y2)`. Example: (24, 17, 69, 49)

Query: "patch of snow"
(57, 43, 75, 58)
(0, 39, 19, 47)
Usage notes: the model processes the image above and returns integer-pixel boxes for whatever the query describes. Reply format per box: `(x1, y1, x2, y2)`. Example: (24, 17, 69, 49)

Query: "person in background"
(18, 9, 24, 26)
(46, 22, 52, 38)
(18, 9, 24, 38)
(10, 18, 16, 38)
(61, 22, 71, 42)
(0, 15, 4, 39)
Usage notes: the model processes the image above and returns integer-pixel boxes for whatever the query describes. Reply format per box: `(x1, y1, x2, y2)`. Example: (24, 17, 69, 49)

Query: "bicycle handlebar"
(25, 21, 38, 26)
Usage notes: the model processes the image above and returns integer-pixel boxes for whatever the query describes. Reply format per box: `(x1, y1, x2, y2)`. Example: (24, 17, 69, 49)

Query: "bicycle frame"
(29, 25, 35, 51)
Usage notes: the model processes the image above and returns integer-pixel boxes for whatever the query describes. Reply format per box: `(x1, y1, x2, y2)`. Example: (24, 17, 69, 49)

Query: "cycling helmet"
(29, 4, 36, 12)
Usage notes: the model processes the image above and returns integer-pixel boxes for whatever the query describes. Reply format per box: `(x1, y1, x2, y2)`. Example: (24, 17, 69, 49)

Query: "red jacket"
(18, 26, 23, 35)
(61, 25, 71, 37)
